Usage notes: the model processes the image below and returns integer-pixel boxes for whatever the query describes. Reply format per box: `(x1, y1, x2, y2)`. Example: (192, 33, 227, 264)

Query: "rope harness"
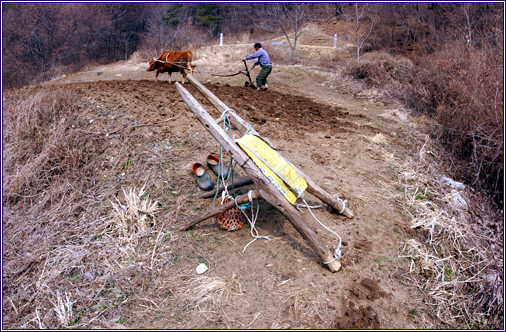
(151, 55, 193, 71)
(211, 110, 269, 251)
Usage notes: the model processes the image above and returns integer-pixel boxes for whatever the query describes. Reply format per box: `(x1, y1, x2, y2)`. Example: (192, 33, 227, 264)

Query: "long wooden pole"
(199, 178, 254, 199)
(186, 74, 354, 218)
(176, 82, 341, 272)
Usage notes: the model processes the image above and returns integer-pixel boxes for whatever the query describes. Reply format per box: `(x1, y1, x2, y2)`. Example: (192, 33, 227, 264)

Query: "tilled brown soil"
(2, 66, 431, 329)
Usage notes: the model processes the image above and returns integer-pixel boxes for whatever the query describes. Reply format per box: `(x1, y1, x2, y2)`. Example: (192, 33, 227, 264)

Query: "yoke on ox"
(147, 50, 195, 84)
(175, 75, 356, 273)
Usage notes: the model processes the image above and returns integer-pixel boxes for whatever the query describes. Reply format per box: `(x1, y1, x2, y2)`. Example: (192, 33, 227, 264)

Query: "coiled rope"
(209, 110, 270, 251)
(239, 190, 271, 253)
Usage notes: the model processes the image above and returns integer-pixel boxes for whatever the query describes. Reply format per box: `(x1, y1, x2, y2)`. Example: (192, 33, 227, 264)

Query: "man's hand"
(242, 58, 246, 61)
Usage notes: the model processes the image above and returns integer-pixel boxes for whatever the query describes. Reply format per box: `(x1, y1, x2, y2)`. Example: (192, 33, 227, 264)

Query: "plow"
(211, 60, 255, 88)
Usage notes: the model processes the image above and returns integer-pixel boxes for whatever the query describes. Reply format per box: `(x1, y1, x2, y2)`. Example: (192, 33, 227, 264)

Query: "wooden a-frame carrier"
(176, 75, 355, 272)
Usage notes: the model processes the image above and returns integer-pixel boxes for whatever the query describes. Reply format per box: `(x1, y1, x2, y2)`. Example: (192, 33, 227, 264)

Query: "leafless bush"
(413, 44, 503, 203)
(342, 45, 503, 204)
(343, 51, 417, 93)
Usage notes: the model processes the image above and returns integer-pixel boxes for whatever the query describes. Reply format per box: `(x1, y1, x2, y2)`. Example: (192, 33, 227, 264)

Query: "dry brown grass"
(2, 89, 103, 328)
(389, 134, 503, 328)
(1, 84, 236, 329)
(2, 88, 171, 329)
(185, 275, 245, 306)
(2, 89, 93, 204)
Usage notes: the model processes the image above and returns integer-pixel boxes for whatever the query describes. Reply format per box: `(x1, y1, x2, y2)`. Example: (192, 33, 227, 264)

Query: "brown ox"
(146, 50, 195, 84)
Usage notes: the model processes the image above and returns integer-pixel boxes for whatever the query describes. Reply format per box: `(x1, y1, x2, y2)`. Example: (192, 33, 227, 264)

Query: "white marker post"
(220, 33, 223, 46)
(334, 34, 337, 48)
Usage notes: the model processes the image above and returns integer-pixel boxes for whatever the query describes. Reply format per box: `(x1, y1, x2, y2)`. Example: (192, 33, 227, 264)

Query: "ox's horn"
(152, 57, 157, 61)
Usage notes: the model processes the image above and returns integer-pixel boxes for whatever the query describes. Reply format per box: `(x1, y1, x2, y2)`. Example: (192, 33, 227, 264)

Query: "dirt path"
(4, 58, 431, 329)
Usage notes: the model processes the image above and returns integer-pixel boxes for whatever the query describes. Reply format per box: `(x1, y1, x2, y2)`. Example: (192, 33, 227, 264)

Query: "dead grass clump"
(395, 135, 503, 328)
(185, 275, 245, 306)
(280, 287, 332, 325)
(111, 185, 160, 238)
(3, 88, 96, 205)
(51, 290, 75, 327)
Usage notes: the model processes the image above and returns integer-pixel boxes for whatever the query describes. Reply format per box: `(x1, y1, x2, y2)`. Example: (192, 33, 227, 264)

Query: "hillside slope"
(3, 32, 500, 329)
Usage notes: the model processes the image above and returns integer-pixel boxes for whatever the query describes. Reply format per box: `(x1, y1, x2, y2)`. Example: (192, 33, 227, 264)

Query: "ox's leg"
(181, 69, 187, 84)
(168, 72, 172, 84)
(154, 70, 159, 82)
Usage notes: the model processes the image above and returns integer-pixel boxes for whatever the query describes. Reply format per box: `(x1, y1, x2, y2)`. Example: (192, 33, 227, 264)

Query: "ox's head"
(146, 58, 157, 71)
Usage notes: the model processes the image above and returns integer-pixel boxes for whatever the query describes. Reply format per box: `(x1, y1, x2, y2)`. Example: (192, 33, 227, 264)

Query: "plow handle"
(243, 60, 253, 85)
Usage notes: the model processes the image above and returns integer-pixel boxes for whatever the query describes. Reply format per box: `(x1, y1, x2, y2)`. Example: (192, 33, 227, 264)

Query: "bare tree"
(144, 3, 190, 53)
(256, 3, 316, 62)
(335, 3, 377, 60)
(119, 31, 134, 61)
(144, 4, 171, 53)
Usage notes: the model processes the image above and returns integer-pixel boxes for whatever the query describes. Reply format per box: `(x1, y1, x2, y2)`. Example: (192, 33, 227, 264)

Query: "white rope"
(300, 198, 342, 262)
(242, 190, 271, 253)
(296, 200, 324, 211)
(297, 195, 347, 214)
(221, 108, 234, 117)
(334, 194, 347, 214)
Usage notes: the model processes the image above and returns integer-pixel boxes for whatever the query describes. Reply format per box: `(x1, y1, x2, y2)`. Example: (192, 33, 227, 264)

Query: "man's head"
(254, 42, 262, 50)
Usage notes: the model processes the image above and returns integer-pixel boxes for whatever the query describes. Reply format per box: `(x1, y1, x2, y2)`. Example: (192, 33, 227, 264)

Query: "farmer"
(242, 43, 272, 90)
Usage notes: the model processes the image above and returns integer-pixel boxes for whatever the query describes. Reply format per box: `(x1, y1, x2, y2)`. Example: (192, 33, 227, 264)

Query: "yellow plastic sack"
(236, 134, 307, 205)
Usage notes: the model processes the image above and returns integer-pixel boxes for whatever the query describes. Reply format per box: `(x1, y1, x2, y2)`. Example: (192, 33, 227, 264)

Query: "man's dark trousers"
(256, 64, 272, 88)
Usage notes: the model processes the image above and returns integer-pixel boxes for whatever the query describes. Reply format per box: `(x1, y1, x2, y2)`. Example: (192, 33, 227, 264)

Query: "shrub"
(413, 43, 503, 203)
(343, 51, 418, 99)
(343, 45, 503, 204)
